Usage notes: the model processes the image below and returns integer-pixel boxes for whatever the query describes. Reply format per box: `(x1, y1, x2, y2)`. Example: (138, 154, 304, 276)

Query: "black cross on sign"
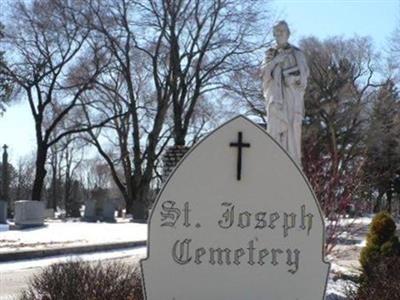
(229, 132, 251, 181)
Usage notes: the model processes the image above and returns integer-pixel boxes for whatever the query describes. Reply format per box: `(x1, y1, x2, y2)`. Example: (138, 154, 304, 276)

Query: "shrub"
(346, 256, 400, 300)
(19, 260, 144, 300)
(351, 212, 400, 300)
(359, 212, 400, 271)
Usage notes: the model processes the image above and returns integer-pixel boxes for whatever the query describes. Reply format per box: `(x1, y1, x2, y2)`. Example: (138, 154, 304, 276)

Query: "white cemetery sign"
(141, 116, 330, 300)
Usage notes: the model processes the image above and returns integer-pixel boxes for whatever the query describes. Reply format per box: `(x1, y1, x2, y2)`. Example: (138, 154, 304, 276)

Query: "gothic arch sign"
(141, 116, 330, 300)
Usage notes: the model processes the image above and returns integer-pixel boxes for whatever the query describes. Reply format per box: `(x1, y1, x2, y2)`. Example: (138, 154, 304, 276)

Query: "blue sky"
(273, 0, 399, 46)
(0, 0, 399, 163)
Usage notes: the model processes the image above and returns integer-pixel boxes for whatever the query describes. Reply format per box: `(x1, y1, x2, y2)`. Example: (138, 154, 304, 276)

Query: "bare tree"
(1, 0, 113, 200)
(223, 62, 267, 123)
(47, 142, 63, 210)
(61, 136, 86, 217)
(45, 109, 79, 210)
(84, 159, 112, 191)
(13, 155, 36, 201)
(76, 0, 175, 220)
(80, 67, 171, 218)
(0, 22, 12, 113)
(138, 0, 271, 146)
(389, 13, 400, 82)
(81, 0, 272, 219)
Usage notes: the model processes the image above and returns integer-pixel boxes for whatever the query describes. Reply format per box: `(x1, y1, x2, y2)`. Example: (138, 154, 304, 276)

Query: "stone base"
(82, 216, 98, 222)
(130, 218, 147, 224)
(14, 200, 45, 228)
(12, 223, 46, 230)
(99, 217, 116, 223)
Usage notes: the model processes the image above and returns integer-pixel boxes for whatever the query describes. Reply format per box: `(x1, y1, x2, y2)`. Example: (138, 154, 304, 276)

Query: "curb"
(0, 240, 147, 262)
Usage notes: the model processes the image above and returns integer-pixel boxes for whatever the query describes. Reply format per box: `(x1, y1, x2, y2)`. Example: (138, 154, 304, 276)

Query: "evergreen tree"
(300, 37, 374, 252)
(363, 80, 400, 212)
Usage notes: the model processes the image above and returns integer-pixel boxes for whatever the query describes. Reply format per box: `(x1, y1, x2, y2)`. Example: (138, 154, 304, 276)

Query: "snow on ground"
(0, 246, 147, 272)
(0, 219, 147, 253)
(325, 278, 350, 300)
(324, 214, 400, 299)
(1, 214, 399, 300)
(0, 245, 348, 300)
(0, 224, 9, 232)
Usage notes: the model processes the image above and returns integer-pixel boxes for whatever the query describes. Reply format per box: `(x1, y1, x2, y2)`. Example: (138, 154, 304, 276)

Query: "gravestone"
(141, 116, 330, 300)
(101, 200, 116, 223)
(44, 208, 55, 219)
(83, 200, 97, 222)
(83, 199, 116, 222)
(14, 200, 45, 228)
(0, 200, 7, 224)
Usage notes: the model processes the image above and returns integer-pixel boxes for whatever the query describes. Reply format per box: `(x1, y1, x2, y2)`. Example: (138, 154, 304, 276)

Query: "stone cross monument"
(0, 144, 9, 222)
(1, 144, 9, 202)
(261, 21, 309, 165)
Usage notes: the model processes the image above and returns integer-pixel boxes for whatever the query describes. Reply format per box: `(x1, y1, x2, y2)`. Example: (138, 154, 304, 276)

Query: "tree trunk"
(64, 175, 72, 216)
(175, 131, 186, 147)
(49, 163, 57, 209)
(386, 190, 393, 213)
(373, 191, 384, 213)
(31, 144, 48, 201)
(126, 198, 134, 215)
(125, 182, 134, 215)
(173, 117, 186, 146)
(128, 181, 150, 222)
(132, 199, 147, 222)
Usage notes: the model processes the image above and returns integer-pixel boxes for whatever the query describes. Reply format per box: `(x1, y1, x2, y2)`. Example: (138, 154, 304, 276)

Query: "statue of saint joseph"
(261, 21, 309, 165)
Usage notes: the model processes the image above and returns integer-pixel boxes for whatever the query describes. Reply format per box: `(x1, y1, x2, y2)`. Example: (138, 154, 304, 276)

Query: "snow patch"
(0, 224, 9, 232)
(0, 246, 147, 272)
(0, 220, 147, 253)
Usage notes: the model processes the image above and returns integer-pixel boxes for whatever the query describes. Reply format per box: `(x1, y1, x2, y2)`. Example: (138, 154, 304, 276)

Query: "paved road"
(0, 247, 146, 300)
(0, 268, 37, 300)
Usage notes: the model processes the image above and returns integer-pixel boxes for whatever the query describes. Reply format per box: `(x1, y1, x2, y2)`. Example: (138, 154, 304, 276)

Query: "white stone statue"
(261, 21, 309, 165)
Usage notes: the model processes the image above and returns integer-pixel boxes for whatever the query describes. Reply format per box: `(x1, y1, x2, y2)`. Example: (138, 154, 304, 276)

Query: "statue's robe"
(261, 44, 309, 164)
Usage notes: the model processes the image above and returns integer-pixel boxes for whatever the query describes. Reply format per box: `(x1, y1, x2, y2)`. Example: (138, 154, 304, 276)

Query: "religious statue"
(261, 21, 309, 164)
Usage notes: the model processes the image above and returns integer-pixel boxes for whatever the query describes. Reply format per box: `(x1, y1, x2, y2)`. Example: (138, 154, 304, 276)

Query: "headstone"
(101, 200, 116, 223)
(44, 208, 55, 219)
(0, 200, 7, 224)
(83, 200, 97, 222)
(141, 116, 330, 300)
(14, 200, 45, 228)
